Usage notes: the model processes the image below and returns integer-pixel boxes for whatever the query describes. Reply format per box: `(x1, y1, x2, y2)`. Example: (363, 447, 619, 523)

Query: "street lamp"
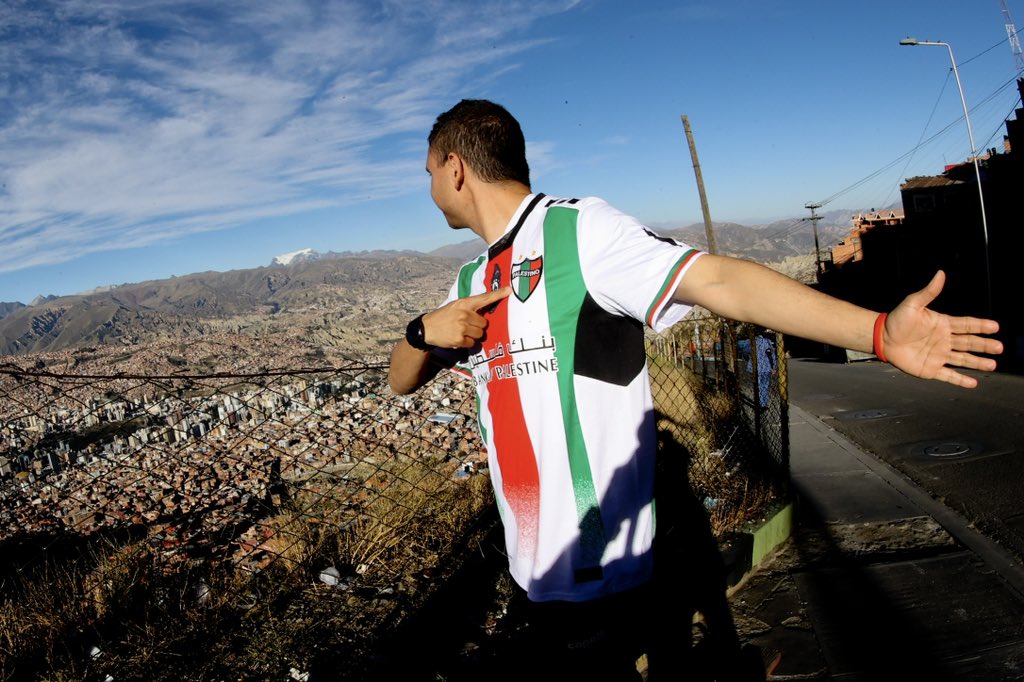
(899, 37, 992, 314)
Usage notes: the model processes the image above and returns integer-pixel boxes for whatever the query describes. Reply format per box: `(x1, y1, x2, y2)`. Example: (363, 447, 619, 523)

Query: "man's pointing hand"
(422, 287, 511, 349)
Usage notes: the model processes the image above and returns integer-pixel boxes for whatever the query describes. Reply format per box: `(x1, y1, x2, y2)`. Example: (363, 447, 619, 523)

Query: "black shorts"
(500, 583, 651, 681)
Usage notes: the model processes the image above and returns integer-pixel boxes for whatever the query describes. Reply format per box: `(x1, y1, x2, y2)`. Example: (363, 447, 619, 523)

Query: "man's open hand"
(883, 271, 1002, 388)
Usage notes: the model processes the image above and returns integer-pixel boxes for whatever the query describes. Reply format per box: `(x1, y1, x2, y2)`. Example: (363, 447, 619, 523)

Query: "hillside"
(0, 302, 25, 322)
(0, 255, 461, 358)
(0, 212, 858, 357)
(433, 211, 851, 261)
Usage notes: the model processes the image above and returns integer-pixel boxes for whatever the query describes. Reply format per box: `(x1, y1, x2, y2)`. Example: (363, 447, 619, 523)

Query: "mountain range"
(0, 212, 858, 357)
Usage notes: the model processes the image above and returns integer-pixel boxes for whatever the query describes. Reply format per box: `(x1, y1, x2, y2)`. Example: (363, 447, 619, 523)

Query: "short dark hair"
(428, 99, 531, 187)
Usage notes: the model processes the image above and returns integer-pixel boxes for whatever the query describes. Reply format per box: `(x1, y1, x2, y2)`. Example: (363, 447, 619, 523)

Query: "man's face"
(426, 147, 465, 230)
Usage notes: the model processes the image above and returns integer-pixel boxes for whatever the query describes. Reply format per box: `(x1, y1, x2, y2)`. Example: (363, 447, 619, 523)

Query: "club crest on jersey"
(510, 256, 543, 302)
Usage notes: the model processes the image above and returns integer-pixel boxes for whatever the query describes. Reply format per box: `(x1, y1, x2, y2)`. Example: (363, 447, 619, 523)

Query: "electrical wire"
(875, 71, 954, 211)
(809, 73, 1022, 210)
(978, 91, 1024, 152)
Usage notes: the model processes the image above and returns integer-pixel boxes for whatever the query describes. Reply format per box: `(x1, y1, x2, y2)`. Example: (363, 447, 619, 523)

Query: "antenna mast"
(1001, 0, 1024, 75)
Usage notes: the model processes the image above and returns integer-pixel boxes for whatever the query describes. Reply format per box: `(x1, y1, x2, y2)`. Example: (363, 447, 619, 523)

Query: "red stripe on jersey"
(483, 249, 541, 551)
(646, 248, 701, 327)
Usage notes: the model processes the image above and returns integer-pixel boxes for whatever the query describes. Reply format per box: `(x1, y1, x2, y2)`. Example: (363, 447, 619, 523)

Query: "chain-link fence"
(646, 312, 790, 540)
(0, 318, 789, 680)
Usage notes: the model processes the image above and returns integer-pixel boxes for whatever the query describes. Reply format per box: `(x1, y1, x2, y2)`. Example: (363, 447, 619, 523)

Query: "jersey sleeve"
(575, 198, 704, 332)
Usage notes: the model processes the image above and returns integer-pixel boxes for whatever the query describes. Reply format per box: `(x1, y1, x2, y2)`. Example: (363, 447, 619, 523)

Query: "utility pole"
(803, 202, 824, 282)
(681, 115, 718, 254)
(681, 115, 725, 390)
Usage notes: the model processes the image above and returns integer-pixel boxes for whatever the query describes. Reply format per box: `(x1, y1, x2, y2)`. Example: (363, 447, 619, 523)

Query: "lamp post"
(899, 37, 992, 314)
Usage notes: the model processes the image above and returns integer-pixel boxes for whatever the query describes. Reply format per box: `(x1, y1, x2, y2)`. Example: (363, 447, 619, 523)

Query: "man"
(388, 99, 1002, 679)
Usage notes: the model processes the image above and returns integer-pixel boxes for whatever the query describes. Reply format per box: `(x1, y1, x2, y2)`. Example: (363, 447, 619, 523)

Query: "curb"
(723, 500, 794, 590)
(751, 501, 794, 565)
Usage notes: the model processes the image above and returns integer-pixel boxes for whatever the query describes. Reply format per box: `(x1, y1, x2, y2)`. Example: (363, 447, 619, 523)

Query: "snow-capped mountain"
(271, 248, 321, 267)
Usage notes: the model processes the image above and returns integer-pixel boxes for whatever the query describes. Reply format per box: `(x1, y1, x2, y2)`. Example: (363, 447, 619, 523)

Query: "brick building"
(816, 78, 1024, 371)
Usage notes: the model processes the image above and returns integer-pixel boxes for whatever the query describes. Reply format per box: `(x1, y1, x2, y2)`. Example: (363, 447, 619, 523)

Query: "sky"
(2, 1, 1023, 304)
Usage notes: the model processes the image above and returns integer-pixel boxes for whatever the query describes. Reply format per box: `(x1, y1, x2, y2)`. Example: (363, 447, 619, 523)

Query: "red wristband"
(873, 313, 888, 363)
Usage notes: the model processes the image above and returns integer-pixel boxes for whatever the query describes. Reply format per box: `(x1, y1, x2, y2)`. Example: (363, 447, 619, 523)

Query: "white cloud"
(0, 0, 577, 274)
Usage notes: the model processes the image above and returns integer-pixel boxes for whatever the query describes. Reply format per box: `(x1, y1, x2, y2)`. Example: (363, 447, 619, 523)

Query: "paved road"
(787, 357, 1024, 566)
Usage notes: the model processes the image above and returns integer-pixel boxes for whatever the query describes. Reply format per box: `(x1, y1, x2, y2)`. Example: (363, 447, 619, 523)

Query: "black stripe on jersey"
(488, 193, 547, 260)
(543, 197, 579, 207)
(574, 293, 645, 386)
(643, 227, 680, 246)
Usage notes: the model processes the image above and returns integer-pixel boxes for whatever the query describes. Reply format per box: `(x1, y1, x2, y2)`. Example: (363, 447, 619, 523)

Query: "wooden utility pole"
(681, 115, 718, 255)
(803, 202, 824, 282)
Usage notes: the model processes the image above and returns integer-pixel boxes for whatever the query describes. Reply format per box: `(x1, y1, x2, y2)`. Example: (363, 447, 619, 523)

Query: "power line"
(874, 70, 954, 211)
(979, 96, 1024, 151)
(809, 73, 1021, 210)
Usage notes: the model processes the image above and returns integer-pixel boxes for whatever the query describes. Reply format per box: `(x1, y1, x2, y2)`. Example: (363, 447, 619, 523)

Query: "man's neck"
(471, 182, 532, 244)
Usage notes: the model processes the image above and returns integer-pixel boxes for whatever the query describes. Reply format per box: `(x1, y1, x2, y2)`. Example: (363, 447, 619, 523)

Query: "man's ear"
(448, 152, 466, 190)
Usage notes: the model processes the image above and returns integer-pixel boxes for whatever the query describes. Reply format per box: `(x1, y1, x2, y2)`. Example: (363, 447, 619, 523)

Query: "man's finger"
(937, 366, 979, 389)
(951, 334, 1003, 356)
(464, 286, 511, 310)
(905, 270, 945, 310)
(950, 317, 1000, 336)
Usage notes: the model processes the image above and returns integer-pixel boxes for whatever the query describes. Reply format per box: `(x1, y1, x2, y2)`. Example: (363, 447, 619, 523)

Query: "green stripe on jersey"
(645, 248, 699, 326)
(457, 255, 486, 298)
(543, 206, 605, 568)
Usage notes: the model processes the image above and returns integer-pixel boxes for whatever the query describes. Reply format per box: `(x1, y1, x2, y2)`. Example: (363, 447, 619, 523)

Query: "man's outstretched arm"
(675, 255, 1001, 388)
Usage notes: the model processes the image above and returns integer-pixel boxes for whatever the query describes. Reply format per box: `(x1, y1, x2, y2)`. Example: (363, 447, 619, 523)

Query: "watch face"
(406, 315, 430, 350)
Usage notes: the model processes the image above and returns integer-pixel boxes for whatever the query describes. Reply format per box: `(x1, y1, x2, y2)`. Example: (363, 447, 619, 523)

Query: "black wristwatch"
(405, 314, 435, 352)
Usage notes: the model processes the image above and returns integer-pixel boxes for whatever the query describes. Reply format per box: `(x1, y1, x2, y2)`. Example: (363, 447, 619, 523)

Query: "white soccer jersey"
(440, 193, 703, 602)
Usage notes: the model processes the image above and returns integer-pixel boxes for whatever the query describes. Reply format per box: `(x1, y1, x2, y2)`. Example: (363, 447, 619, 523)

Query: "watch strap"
(405, 314, 434, 351)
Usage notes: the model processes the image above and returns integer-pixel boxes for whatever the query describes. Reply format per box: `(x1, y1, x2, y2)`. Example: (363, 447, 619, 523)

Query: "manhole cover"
(847, 409, 891, 420)
(910, 441, 980, 461)
(923, 443, 972, 458)
(1003, 514, 1024, 541)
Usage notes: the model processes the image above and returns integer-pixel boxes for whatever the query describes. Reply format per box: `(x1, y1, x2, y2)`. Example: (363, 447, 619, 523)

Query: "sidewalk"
(728, 404, 1024, 680)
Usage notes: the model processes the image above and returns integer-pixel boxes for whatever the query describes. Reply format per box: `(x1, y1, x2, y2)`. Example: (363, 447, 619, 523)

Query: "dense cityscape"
(0, 335, 487, 575)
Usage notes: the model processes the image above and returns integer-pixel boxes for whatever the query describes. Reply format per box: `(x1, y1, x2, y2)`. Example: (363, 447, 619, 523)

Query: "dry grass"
(0, 455, 494, 681)
(647, 344, 786, 538)
(0, 562, 92, 679)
